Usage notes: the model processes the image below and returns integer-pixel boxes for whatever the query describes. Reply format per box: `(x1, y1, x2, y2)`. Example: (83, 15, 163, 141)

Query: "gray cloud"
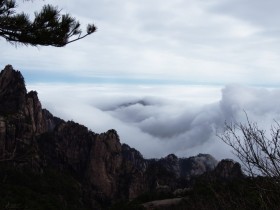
(209, 0, 280, 29)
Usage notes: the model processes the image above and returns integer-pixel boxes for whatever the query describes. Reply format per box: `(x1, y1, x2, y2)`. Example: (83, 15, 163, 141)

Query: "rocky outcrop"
(0, 65, 26, 115)
(142, 153, 218, 194)
(158, 153, 218, 179)
(198, 159, 244, 184)
(213, 159, 244, 180)
(0, 65, 62, 167)
(0, 65, 223, 208)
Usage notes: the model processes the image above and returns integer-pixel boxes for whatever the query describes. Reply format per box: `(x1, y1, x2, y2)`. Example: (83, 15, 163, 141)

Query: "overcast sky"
(2, 0, 280, 160)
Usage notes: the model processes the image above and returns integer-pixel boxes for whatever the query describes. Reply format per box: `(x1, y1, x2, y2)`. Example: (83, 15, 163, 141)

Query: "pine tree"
(0, 0, 96, 47)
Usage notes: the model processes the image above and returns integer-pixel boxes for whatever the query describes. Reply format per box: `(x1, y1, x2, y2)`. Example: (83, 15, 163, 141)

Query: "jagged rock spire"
(0, 65, 27, 114)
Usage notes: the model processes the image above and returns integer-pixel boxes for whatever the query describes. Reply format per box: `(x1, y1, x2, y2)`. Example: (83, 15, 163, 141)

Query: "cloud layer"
(3, 0, 280, 162)
(2, 0, 280, 86)
(27, 83, 280, 160)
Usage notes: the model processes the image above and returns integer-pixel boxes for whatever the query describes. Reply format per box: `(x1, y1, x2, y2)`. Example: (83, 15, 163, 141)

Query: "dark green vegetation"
(111, 177, 280, 210)
(182, 178, 280, 210)
(2, 163, 280, 210)
(0, 164, 90, 210)
(0, 0, 96, 47)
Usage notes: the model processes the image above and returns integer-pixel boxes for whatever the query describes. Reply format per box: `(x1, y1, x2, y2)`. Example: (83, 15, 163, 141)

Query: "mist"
(27, 83, 280, 160)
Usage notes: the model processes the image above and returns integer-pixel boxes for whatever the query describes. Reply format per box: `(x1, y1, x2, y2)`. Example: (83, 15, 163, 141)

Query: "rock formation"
(0, 65, 225, 208)
(213, 159, 244, 180)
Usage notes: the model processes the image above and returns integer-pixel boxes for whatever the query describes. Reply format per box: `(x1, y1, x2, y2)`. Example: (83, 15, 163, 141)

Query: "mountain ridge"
(0, 65, 241, 209)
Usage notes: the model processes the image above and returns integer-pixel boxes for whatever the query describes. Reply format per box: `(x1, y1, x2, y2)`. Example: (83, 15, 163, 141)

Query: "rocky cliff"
(0, 65, 234, 209)
(0, 65, 59, 168)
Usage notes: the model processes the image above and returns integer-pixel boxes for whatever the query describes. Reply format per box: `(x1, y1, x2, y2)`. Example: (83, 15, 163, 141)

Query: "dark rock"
(157, 153, 218, 180)
(213, 159, 244, 180)
(0, 66, 62, 167)
(0, 65, 26, 115)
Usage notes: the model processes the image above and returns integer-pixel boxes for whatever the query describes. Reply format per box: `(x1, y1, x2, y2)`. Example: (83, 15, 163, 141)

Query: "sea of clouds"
(27, 84, 280, 161)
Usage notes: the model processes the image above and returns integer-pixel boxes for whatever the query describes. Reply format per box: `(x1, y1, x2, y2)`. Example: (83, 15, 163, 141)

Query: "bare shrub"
(218, 113, 280, 179)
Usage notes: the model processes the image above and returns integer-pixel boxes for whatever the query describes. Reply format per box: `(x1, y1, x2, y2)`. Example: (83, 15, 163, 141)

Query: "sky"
(2, 0, 280, 160)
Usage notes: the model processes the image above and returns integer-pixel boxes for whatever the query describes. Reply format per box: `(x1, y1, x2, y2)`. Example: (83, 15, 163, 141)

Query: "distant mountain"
(0, 65, 241, 209)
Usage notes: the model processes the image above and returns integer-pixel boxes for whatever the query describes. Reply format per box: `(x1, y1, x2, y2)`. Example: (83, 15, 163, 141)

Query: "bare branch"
(218, 114, 280, 181)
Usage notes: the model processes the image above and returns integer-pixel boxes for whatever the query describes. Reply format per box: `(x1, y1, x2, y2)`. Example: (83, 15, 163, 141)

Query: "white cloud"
(26, 83, 280, 161)
(2, 0, 280, 86)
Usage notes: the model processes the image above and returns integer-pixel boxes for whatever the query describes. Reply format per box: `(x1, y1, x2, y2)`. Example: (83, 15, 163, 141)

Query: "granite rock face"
(0, 65, 221, 208)
(213, 159, 244, 180)
(158, 153, 218, 179)
(0, 65, 59, 166)
(0, 65, 26, 115)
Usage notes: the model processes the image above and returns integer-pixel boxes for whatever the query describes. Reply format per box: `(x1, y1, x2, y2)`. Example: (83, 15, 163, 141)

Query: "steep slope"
(0, 65, 60, 168)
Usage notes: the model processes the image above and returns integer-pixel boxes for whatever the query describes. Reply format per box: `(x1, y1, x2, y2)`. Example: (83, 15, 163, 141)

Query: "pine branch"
(0, 1, 96, 47)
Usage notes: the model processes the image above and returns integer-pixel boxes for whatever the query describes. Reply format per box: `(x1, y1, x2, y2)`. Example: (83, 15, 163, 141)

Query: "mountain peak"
(0, 65, 27, 114)
(1, 65, 25, 86)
